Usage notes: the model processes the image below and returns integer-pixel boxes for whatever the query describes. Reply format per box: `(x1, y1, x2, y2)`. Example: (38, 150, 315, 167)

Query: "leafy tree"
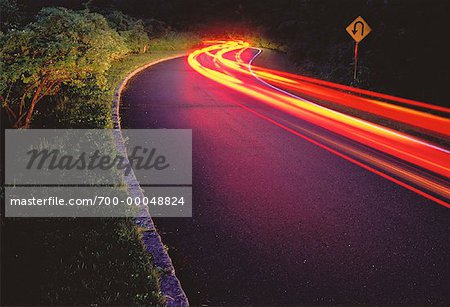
(0, 0, 22, 32)
(0, 7, 129, 128)
(106, 11, 150, 53)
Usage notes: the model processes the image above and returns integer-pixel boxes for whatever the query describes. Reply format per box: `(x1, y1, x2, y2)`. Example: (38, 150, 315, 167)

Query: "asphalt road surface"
(120, 52, 450, 305)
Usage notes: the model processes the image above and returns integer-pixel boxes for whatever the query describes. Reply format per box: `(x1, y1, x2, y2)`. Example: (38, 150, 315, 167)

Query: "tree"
(0, 0, 22, 32)
(0, 7, 129, 128)
(106, 11, 150, 53)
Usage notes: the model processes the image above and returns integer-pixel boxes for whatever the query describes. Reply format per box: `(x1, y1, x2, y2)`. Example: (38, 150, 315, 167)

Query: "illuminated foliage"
(106, 11, 150, 53)
(0, 7, 129, 128)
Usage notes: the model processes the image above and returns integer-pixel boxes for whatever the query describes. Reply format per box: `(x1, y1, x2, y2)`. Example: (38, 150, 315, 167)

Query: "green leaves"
(0, 7, 130, 127)
(106, 11, 150, 54)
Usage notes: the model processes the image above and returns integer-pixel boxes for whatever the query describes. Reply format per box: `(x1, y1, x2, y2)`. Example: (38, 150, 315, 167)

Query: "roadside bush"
(106, 11, 150, 53)
(226, 32, 284, 51)
(150, 32, 201, 50)
(142, 18, 171, 37)
(1, 4, 201, 305)
(0, 0, 22, 31)
(32, 93, 112, 129)
(0, 6, 193, 307)
(0, 7, 129, 128)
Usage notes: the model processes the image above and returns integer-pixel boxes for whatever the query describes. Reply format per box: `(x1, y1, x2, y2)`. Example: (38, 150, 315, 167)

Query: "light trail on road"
(187, 40, 450, 207)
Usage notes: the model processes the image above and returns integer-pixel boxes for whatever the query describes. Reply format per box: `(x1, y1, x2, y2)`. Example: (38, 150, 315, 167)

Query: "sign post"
(346, 16, 371, 80)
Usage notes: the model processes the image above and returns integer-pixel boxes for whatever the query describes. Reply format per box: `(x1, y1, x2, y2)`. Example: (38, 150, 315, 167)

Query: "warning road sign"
(346, 16, 371, 43)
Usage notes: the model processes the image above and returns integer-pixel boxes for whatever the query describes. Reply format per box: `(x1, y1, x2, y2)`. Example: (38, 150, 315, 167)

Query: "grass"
(2, 218, 164, 306)
(2, 33, 200, 306)
(32, 32, 201, 129)
(149, 32, 202, 51)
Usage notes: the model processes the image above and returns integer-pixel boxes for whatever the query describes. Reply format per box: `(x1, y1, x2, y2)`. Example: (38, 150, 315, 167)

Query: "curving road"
(120, 45, 450, 305)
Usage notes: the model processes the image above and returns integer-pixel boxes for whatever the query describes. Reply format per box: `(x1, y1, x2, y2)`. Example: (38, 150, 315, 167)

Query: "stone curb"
(111, 53, 189, 307)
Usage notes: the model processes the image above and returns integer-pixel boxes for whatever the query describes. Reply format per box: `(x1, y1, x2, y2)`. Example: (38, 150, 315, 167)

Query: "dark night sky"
(11, 0, 450, 104)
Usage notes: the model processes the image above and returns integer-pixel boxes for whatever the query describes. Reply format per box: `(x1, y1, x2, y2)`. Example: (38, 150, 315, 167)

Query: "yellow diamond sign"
(346, 16, 371, 43)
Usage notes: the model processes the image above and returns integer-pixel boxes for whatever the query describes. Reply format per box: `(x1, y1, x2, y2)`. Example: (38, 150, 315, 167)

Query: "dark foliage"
(1, 217, 162, 306)
(13, 0, 449, 105)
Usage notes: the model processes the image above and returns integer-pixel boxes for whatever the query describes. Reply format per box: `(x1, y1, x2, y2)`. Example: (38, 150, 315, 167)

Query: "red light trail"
(187, 40, 450, 208)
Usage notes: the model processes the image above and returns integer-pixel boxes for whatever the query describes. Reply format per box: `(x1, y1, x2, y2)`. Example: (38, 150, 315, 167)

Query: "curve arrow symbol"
(352, 21, 364, 35)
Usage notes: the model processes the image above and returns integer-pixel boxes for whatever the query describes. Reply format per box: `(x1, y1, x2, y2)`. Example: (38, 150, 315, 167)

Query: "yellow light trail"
(187, 40, 450, 207)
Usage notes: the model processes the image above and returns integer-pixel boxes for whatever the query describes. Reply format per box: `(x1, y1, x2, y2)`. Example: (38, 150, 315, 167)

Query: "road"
(120, 42, 450, 305)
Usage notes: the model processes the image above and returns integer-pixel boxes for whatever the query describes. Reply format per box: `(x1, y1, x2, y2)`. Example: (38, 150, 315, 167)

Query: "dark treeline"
(4, 0, 450, 105)
(1, 0, 199, 128)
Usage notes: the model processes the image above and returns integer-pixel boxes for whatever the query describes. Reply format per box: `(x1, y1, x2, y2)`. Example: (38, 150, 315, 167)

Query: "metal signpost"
(346, 16, 372, 80)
